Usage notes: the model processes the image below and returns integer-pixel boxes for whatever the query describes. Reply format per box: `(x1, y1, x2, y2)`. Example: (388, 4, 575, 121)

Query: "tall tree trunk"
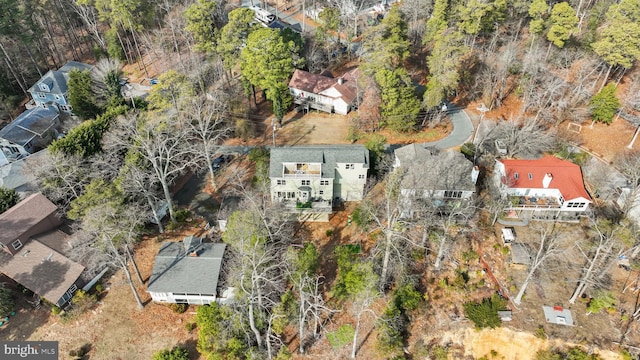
(42, 14, 63, 67)
(0, 41, 27, 95)
(600, 64, 614, 92)
(351, 311, 362, 359)
(433, 235, 447, 270)
(128, 20, 149, 78)
(159, 176, 176, 222)
(122, 259, 144, 309)
(514, 271, 534, 305)
(125, 244, 144, 284)
(147, 194, 164, 233)
(381, 231, 392, 285)
(248, 301, 263, 348)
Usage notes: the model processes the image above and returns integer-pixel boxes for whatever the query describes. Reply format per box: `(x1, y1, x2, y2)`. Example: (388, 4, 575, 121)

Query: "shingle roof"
(498, 156, 591, 201)
(269, 145, 369, 178)
(28, 61, 93, 95)
(0, 106, 59, 147)
(397, 146, 476, 192)
(0, 193, 58, 246)
(0, 238, 84, 305)
(147, 240, 226, 295)
(289, 68, 360, 104)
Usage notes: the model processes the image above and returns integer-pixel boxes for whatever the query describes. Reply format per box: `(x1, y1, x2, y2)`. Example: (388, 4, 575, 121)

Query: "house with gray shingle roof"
(269, 145, 369, 221)
(288, 68, 359, 115)
(26, 61, 94, 114)
(394, 145, 478, 217)
(147, 237, 233, 305)
(0, 106, 60, 161)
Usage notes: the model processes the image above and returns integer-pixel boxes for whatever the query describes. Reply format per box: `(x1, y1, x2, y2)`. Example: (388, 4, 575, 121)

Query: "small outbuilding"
(542, 305, 574, 326)
(508, 242, 532, 269)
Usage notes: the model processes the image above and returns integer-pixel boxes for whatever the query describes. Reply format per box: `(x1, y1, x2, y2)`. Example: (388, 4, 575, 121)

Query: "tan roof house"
(288, 68, 359, 115)
(0, 193, 84, 307)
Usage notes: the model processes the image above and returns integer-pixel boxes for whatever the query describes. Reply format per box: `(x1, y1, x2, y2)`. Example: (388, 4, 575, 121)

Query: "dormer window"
(38, 93, 45, 99)
(54, 95, 61, 100)
(11, 239, 22, 250)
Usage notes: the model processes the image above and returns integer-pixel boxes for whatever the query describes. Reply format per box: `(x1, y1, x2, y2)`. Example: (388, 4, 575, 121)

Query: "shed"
(501, 227, 516, 244)
(498, 310, 513, 322)
(542, 305, 574, 326)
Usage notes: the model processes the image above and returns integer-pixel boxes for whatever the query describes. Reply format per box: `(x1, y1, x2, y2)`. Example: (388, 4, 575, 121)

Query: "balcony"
(507, 195, 561, 209)
(283, 163, 321, 178)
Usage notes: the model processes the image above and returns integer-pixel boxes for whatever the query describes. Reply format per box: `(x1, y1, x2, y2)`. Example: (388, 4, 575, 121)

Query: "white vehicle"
(250, 6, 276, 25)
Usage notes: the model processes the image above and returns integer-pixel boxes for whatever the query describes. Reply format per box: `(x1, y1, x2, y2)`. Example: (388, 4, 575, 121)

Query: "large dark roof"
(27, 61, 93, 95)
(269, 145, 369, 178)
(0, 192, 58, 246)
(0, 238, 84, 304)
(0, 106, 59, 147)
(147, 239, 226, 295)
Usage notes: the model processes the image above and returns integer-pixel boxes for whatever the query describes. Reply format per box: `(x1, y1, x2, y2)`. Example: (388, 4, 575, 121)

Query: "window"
(11, 239, 22, 250)
(514, 172, 519, 179)
(38, 92, 45, 99)
(444, 191, 463, 199)
(320, 180, 329, 186)
(346, 164, 355, 169)
(54, 95, 60, 100)
(319, 190, 324, 195)
(567, 202, 586, 208)
(277, 180, 286, 185)
(358, 174, 365, 179)
(528, 173, 533, 180)
(301, 180, 310, 186)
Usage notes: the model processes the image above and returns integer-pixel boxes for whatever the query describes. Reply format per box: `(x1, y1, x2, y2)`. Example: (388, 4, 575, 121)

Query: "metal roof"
(147, 240, 226, 295)
(542, 305, 574, 326)
(269, 145, 369, 179)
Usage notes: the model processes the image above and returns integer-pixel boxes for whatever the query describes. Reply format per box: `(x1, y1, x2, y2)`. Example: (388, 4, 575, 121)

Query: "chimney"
(542, 173, 553, 188)
(471, 166, 480, 185)
(337, 77, 344, 85)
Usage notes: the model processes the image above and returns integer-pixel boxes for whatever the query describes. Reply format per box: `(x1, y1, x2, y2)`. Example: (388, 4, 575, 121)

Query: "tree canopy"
(68, 69, 101, 120)
(0, 187, 20, 215)
(590, 83, 620, 124)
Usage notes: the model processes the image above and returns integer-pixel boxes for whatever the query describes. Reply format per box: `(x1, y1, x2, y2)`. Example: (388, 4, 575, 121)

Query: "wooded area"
(1, 0, 640, 358)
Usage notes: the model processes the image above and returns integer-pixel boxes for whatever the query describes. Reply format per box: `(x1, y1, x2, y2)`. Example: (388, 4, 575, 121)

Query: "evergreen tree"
(240, 28, 298, 126)
(0, 285, 13, 318)
(546, 2, 577, 48)
(592, 0, 640, 74)
(68, 69, 101, 120)
(0, 187, 20, 214)
(375, 68, 420, 133)
(528, 0, 548, 36)
(184, 0, 222, 54)
(590, 83, 620, 125)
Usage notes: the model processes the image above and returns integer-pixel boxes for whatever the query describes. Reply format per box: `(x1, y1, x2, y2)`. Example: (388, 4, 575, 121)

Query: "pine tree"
(68, 69, 100, 120)
(546, 2, 577, 48)
(590, 83, 620, 125)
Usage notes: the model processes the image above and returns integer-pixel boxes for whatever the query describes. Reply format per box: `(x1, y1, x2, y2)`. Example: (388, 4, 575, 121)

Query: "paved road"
(425, 102, 474, 150)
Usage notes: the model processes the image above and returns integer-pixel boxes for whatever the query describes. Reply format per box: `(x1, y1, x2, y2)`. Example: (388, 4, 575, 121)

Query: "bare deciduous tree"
(514, 225, 564, 306)
(110, 113, 196, 222)
(480, 117, 556, 159)
(183, 94, 232, 190)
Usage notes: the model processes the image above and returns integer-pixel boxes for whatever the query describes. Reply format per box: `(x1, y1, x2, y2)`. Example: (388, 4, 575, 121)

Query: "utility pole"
(473, 103, 489, 144)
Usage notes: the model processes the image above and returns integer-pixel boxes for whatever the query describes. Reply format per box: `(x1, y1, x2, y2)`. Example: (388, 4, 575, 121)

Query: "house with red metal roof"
(493, 156, 592, 222)
(288, 68, 359, 115)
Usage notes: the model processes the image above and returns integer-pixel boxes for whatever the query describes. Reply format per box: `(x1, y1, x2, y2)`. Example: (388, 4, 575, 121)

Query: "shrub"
(0, 187, 20, 215)
(51, 306, 62, 316)
(174, 209, 191, 223)
(185, 322, 196, 332)
(587, 291, 616, 314)
(95, 284, 103, 293)
(535, 325, 547, 339)
(170, 303, 188, 314)
(460, 142, 476, 160)
(347, 126, 361, 143)
(325, 229, 334, 237)
(153, 346, 189, 360)
(327, 324, 355, 349)
(463, 294, 507, 329)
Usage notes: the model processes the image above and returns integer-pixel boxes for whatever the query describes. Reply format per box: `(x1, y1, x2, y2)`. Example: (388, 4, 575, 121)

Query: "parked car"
(212, 154, 233, 171)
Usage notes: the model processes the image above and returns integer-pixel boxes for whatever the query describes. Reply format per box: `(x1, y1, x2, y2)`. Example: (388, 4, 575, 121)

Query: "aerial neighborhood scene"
(1, 0, 640, 358)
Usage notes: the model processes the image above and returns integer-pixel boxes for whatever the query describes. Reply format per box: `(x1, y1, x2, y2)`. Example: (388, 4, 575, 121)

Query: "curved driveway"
(425, 102, 474, 150)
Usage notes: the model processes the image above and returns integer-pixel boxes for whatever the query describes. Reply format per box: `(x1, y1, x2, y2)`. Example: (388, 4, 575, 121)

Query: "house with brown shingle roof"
(493, 156, 592, 222)
(288, 68, 359, 115)
(0, 193, 84, 307)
